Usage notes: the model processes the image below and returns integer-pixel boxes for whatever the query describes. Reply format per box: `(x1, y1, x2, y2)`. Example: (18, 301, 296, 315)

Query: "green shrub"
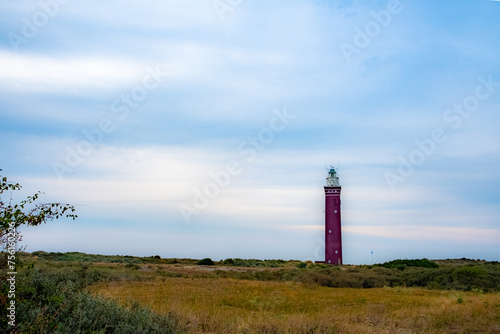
(297, 262, 307, 269)
(222, 258, 234, 265)
(125, 263, 140, 270)
(377, 258, 439, 270)
(164, 258, 178, 264)
(1, 265, 180, 333)
(197, 258, 215, 266)
(221, 258, 290, 268)
(451, 266, 492, 291)
(254, 270, 281, 281)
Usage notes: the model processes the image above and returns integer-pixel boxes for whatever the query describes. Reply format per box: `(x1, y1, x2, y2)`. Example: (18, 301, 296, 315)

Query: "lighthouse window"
(328, 230, 331, 233)
(334, 210, 337, 213)
(335, 250, 338, 254)
(328, 260, 331, 264)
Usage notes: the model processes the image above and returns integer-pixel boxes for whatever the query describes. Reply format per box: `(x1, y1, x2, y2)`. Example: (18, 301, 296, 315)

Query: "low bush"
(221, 258, 291, 267)
(197, 258, 215, 266)
(296, 262, 307, 269)
(0, 263, 181, 333)
(376, 258, 439, 270)
(30, 251, 186, 265)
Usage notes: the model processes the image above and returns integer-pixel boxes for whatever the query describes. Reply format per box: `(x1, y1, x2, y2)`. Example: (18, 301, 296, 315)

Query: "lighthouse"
(324, 167, 342, 265)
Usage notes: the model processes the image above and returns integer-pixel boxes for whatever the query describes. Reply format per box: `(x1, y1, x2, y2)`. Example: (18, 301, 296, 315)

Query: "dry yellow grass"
(90, 277, 500, 334)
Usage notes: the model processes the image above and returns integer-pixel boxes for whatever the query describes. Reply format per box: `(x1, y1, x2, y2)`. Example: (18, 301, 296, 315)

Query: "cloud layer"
(1, 0, 500, 263)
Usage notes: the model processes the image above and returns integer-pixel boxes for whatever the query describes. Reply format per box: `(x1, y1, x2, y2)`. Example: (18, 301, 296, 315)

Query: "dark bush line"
(197, 258, 215, 265)
(30, 251, 303, 268)
(220, 258, 291, 267)
(30, 251, 193, 265)
(374, 258, 439, 270)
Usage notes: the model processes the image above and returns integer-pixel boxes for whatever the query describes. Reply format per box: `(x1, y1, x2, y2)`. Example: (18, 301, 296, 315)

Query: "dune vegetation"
(1, 252, 500, 333)
(91, 278, 500, 333)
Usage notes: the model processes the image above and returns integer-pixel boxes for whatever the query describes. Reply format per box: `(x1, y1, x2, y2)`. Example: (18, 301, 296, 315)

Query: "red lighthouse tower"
(324, 167, 342, 265)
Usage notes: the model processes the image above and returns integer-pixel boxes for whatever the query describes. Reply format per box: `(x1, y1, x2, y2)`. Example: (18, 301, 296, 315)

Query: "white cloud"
(1, 0, 500, 263)
(0, 51, 143, 95)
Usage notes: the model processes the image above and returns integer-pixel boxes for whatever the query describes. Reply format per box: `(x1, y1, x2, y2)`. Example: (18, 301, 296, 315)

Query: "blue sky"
(1, 0, 499, 264)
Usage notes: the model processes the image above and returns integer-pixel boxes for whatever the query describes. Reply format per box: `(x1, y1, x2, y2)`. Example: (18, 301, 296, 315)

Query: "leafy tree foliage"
(0, 170, 77, 246)
(1, 171, 79, 332)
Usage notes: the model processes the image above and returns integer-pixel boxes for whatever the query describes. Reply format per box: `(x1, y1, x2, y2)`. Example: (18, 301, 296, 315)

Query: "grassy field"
(90, 276, 500, 333)
(3, 252, 500, 333)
